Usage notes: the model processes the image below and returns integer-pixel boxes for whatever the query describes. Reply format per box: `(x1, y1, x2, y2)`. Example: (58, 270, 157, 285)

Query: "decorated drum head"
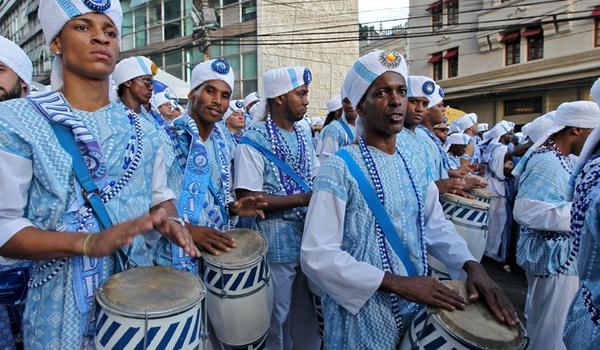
(441, 193, 490, 210)
(97, 266, 204, 318)
(430, 280, 527, 349)
(203, 228, 268, 269)
(470, 188, 494, 200)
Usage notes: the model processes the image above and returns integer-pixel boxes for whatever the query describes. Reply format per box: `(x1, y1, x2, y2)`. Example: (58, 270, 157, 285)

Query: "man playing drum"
(0, 1, 199, 348)
(513, 100, 600, 349)
(234, 67, 320, 349)
(301, 50, 517, 349)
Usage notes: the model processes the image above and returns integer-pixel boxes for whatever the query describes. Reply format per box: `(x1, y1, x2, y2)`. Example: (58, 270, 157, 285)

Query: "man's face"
(356, 71, 407, 136)
(0, 63, 24, 101)
(405, 97, 429, 129)
(227, 110, 246, 129)
(500, 133, 513, 145)
(188, 80, 231, 125)
(282, 85, 309, 122)
(434, 127, 449, 142)
(125, 75, 154, 104)
(428, 101, 446, 125)
(342, 97, 357, 122)
(157, 101, 173, 119)
(449, 144, 467, 156)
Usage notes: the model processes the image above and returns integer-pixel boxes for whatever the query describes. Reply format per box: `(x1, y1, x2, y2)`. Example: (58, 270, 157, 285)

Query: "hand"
(436, 178, 465, 194)
(154, 210, 201, 258)
(84, 209, 165, 257)
(464, 176, 487, 191)
(230, 195, 268, 219)
(463, 261, 518, 326)
(455, 189, 475, 199)
(381, 273, 466, 311)
(188, 225, 236, 256)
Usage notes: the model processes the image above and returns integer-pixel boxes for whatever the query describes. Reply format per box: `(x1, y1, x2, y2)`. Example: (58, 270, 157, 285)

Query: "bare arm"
(236, 188, 311, 213)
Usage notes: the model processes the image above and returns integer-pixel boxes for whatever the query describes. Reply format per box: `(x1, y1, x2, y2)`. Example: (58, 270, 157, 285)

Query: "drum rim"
(96, 271, 206, 319)
(428, 307, 528, 350)
(203, 229, 269, 268)
(470, 188, 494, 198)
(441, 193, 490, 210)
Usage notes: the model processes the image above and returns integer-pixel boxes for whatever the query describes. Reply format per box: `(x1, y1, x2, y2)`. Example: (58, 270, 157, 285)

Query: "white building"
(407, 0, 600, 127)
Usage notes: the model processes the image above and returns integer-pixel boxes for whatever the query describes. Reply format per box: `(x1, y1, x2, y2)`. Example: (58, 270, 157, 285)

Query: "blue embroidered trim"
(57, 0, 82, 17)
(352, 60, 378, 84)
(287, 68, 299, 89)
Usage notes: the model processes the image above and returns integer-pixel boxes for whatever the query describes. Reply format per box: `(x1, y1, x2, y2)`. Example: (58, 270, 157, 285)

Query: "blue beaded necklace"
(358, 137, 427, 331)
(535, 138, 573, 174)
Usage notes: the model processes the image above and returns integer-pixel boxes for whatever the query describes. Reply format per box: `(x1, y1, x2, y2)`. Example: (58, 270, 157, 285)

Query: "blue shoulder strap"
(27, 98, 113, 230)
(337, 149, 418, 276)
(338, 120, 354, 142)
(239, 137, 311, 192)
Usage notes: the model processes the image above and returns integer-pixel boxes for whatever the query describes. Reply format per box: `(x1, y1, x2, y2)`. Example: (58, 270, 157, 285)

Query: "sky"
(359, 0, 410, 30)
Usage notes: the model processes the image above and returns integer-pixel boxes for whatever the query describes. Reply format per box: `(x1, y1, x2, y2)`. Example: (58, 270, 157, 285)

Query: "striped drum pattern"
(203, 257, 269, 298)
(400, 307, 473, 350)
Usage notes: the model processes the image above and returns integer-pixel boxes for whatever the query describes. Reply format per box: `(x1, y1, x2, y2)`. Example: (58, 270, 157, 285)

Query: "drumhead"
(471, 188, 494, 199)
(430, 280, 525, 349)
(441, 193, 489, 210)
(203, 228, 268, 268)
(97, 266, 204, 318)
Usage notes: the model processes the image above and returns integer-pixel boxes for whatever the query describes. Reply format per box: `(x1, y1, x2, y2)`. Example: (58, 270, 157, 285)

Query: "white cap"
(427, 83, 445, 108)
(243, 92, 260, 107)
(0, 36, 33, 93)
(521, 112, 554, 143)
(190, 58, 235, 93)
(591, 77, 600, 108)
(113, 56, 156, 86)
(223, 100, 244, 123)
(407, 75, 436, 102)
(482, 120, 513, 144)
(251, 66, 312, 120)
(444, 132, 470, 151)
(327, 94, 342, 113)
(454, 113, 478, 132)
(151, 91, 171, 109)
(477, 123, 489, 133)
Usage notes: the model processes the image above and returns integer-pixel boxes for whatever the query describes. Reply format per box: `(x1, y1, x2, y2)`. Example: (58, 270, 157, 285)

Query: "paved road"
(482, 257, 528, 321)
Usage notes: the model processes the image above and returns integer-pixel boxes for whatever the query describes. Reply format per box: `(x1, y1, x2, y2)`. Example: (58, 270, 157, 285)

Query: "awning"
(427, 1, 442, 11)
(428, 53, 442, 63)
(444, 48, 458, 59)
(523, 27, 542, 38)
(501, 31, 520, 42)
(593, 6, 600, 16)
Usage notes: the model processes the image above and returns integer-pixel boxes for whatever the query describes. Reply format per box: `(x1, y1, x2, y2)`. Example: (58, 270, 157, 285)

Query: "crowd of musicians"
(1, 1, 600, 349)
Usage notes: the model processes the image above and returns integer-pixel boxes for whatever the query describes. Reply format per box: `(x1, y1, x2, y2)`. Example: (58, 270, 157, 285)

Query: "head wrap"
(482, 120, 513, 144)
(407, 75, 436, 102)
(113, 56, 156, 86)
(251, 66, 312, 120)
(243, 92, 260, 108)
(342, 49, 408, 138)
(151, 91, 171, 109)
(327, 94, 342, 113)
(477, 123, 489, 133)
(224, 100, 244, 123)
(428, 83, 445, 108)
(591, 76, 600, 108)
(190, 58, 235, 93)
(521, 112, 554, 143)
(0, 36, 33, 94)
(453, 113, 478, 132)
(39, 0, 123, 91)
(444, 132, 470, 151)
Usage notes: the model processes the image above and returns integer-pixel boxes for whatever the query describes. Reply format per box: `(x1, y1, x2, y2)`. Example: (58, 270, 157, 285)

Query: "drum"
(95, 266, 204, 350)
(307, 278, 324, 338)
(203, 228, 272, 350)
(399, 280, 527, 350)
(466, 175, 492, 204)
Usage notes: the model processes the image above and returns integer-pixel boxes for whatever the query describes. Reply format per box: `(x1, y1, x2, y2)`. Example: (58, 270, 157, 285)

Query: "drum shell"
(440, 194, 488, 261)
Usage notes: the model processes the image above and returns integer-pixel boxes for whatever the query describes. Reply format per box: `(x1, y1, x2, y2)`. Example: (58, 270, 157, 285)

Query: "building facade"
(359, 27, 407, 56)
(407, 0, 600, 127)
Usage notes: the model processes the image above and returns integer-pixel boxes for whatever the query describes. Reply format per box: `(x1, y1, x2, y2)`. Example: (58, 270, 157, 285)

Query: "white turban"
(454, 113, 478, 132)
(444, 132, 470, 151)
(39, 0, 123, 91)
(243, 92, 260, 108)
(342, 50, 408, 138)
(591, 77, 600, 108)
(428, 83, 445, 108)
(529, 101, 600, 153)
(223, 100, 244, 123)
(0, 36, 33, 93)
(190, 58, 235, 93)
(477, 123, 489, 133)
(113, 56, 156, 86)
(251, 66, 312, 121)
(151, 91, 171, 109)
(482, 120, 512, 144)
(407, 75, 436, 102)
(521, 112, 554, 143)
(327, 94, 342, 113)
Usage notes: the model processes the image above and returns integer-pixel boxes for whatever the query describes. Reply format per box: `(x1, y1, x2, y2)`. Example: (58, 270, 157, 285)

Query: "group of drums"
(92, 178, 527, 349)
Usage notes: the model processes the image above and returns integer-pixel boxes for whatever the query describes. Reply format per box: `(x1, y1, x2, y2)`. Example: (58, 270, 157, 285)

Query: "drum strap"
(337, 149, 418, 277)
(239, 137, 311, 192)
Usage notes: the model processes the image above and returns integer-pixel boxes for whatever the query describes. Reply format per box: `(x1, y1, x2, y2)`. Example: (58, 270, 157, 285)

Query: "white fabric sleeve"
(513, 198, 571, 232)
(318, 136, 339, 164)
(312, 147, 321, 178)
(301, 191, 385, 315)
(0, 150, 35, 247)
(151, 147, 176, 207)
(423, 182, 476, 279)
(490, 146, 507, 181)
(233, 143, 265, 192)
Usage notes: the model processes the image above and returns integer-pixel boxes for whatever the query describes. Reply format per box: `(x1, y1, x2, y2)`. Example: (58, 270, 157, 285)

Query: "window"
(429, 53, 443, 80)
(502, 31, 520, 66)
(208, 37, 258, 98)
(445, 48, 458, 78)
(428, 1, 442, 31)
(447, 0, 458, 25)
(504, 97, 542, 116)
(242, 1, 257, 22)
(525, 27, 543, 61)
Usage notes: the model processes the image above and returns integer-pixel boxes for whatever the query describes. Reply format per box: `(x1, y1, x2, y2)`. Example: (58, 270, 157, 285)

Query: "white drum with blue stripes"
(95, 266, 204, 350)
(203, 228, 272, 350)
(400, 281, 527, 350)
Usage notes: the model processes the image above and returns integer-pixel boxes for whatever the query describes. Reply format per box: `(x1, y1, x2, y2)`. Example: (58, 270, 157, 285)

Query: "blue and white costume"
(318, 118, 355, 162)
(301, 50, 474, 350)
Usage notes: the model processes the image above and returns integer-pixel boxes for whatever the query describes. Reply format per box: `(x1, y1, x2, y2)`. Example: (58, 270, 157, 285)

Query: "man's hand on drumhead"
(188, 225, 236, 256)
(154, 209, 202, 258)
(463, 261, 518, 327)
(230, 195, 268, 219)
(380, 274, 467, 311)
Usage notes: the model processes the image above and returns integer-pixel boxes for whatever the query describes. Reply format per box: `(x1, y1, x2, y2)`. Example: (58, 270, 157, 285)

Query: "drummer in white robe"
(301, 49, 517, 349)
